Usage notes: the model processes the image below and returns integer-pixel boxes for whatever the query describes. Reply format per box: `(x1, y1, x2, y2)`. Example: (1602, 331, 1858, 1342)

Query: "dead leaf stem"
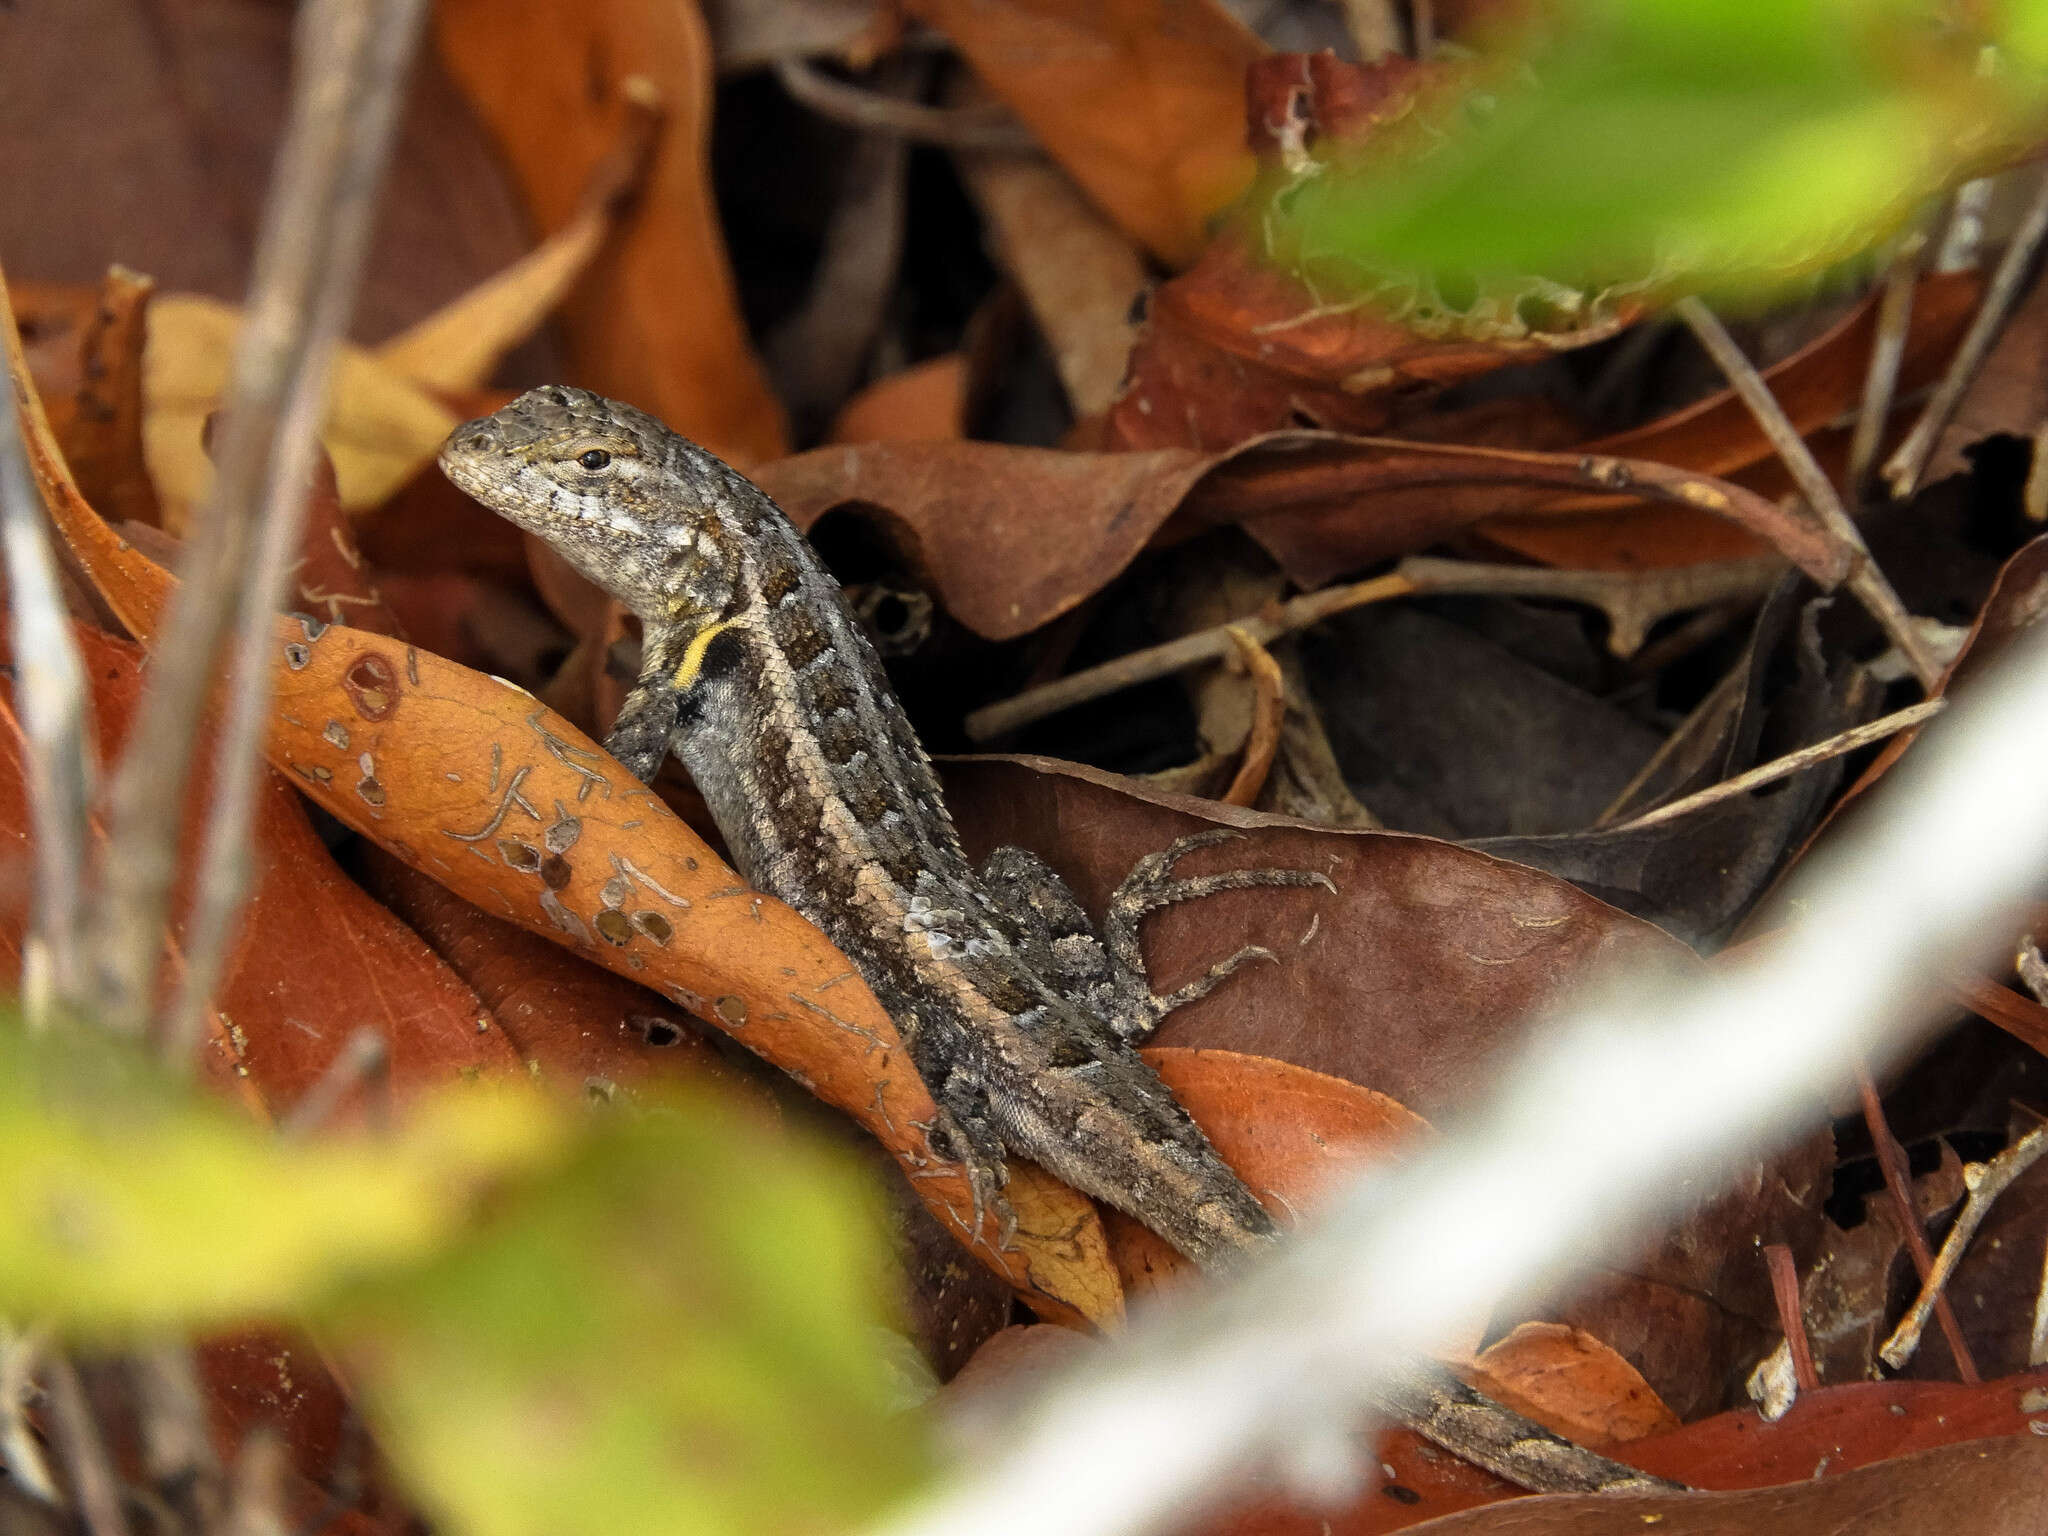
(0, 359, 92, 1020)
(1879, 1119, 2048, 1371)
(774, 56, 1036, 151)
(1607, 699, 1944, 833)
(1886, 165, 2048, 500)
(964, 557, 1782, 741)
(159, 0, 430, 1063)
(1857, 1068, 1981, 1383)
(1760, 1242, 1819, 1393)
(44, 1355, 131, 1536)
(1675, 295, 1942, 689)
(1219, 626, 1283, 807)
(1848, 229, 1927, 501)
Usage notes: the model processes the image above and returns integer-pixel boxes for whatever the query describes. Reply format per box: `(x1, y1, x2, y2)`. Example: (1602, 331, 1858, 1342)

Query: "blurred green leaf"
(331, 1096, 923, 1536)
(1264, 0, 2048, 302)
(0, 1021, 561, 1329)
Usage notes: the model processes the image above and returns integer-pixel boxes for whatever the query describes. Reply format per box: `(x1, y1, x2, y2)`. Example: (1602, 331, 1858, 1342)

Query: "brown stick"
(1880, 1120, 2048, 1370)
(1220, 626, 1284, 807)
(1885, 165, 2048, 500)
(964, 556, 1783, 742)
(1675, 295, 1942, 689)
(1857, 1069, 1981, 1382)
(1608, 700, 1944, 832)
(1762, 1243, 1820, 1392)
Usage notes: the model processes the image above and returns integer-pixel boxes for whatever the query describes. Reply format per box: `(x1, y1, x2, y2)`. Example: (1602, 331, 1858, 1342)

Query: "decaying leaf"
(907, 0, 1266, 267)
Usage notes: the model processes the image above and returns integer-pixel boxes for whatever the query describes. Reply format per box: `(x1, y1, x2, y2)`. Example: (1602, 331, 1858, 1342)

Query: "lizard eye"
(577, 448, 612, 472)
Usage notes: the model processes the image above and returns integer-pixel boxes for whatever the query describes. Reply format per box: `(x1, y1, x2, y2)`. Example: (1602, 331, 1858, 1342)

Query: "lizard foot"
(1105, 829, 1333, 1037)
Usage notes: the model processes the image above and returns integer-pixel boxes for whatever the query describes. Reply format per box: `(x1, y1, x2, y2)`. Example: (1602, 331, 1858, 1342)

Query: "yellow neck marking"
(674, 618, 740, 690)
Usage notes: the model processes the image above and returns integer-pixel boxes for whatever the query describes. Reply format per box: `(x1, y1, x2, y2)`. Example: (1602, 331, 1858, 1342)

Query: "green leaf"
(1263, 0, 2048, 302)
(0, 1021, 561, 1329)
(330, 1096, 924, 1536)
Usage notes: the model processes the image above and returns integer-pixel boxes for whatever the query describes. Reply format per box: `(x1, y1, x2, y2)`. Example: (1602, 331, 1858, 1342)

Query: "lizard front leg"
(602, 623, 693, 783)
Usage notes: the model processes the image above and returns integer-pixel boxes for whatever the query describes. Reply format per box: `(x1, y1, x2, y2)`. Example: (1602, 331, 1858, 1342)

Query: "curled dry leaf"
(2, 285, 1116, 1329)
(18, 269, 162, 530)
(907, 0, 1265, 268)
(755, 431, 1849, 643)
(433, 0, 788, 467)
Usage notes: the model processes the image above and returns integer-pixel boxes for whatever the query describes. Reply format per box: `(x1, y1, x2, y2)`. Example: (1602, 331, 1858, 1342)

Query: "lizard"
(439, 386, 1676, 1497)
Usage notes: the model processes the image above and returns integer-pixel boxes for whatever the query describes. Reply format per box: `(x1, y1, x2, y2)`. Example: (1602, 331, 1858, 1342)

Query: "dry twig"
(1885, 166, 2048, 499)
(1607, 699, 1944, 833)
(776, 57, 1036, 151)
(1848, 231, 1926, 500)
(0, 357, 92, 1021)
(964, 557, 1783, 741)
(1675, 295, 1941, 688)
(1881, 1120, 2048, 1370)
(116, 0, 430, 1061)
(1219, 627, 1284, 807)
(1858, 1069, 1980, 1382)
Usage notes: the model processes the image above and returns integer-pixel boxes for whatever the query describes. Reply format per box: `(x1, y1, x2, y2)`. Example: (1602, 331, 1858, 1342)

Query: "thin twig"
(44, 1355, 130, 1536)
(775, 57, 1037, 151)
(156, 0, 430, 1063)
(0, 349, 93, 1022)
(1934, 177, 1995, 273)
(1880, 1121, 2048, 1370)
(1761, 1243, 1819, 1391)
(221, 1428, 287, 1536)
(1607, 700, 1944, 832)
(280, 1028, 390, 1137)
(130, 1347, 223, 1531)
(0, 1327, 58, 1505)
(1220, 626, 1283, 807)
(1857, 1069, 1980, 1382)
(1675, 295, 1942, 688)
(1848, 231, 1926, 502)
(963, 557, 1782, 741)
(1885, 166, 2048, 500)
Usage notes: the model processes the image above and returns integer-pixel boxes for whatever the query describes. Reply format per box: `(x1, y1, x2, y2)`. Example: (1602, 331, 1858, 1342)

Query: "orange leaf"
(432, 0, 788, 467)
(907, 0, 1265, 267)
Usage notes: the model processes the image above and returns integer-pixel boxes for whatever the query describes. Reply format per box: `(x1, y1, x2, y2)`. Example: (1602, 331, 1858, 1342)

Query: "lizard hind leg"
(922, 1070, 1018, 1256)
(1106, 828, 1334, 1040)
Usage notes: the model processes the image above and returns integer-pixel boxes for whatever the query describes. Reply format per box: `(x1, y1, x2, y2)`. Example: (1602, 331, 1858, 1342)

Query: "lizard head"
(439, 385, 735, 617)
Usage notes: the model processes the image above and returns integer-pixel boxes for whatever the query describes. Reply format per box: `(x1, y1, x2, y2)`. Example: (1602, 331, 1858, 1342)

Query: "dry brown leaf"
(1462, 1323, 1680, 1450)
(907, 0, 1265, 267)
(4, 273, 1116, 1329)
(955, 150, 1147, 417)
(434, 0, 788, 467)
(756, 432, 1845, 642)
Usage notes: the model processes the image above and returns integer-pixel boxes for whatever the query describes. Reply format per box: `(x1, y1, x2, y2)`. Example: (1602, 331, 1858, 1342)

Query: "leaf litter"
(10, 4, 2048, 1534)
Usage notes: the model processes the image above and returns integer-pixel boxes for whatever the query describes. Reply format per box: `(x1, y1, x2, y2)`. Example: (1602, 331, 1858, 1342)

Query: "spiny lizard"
(440, 386, 1674, 1496)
